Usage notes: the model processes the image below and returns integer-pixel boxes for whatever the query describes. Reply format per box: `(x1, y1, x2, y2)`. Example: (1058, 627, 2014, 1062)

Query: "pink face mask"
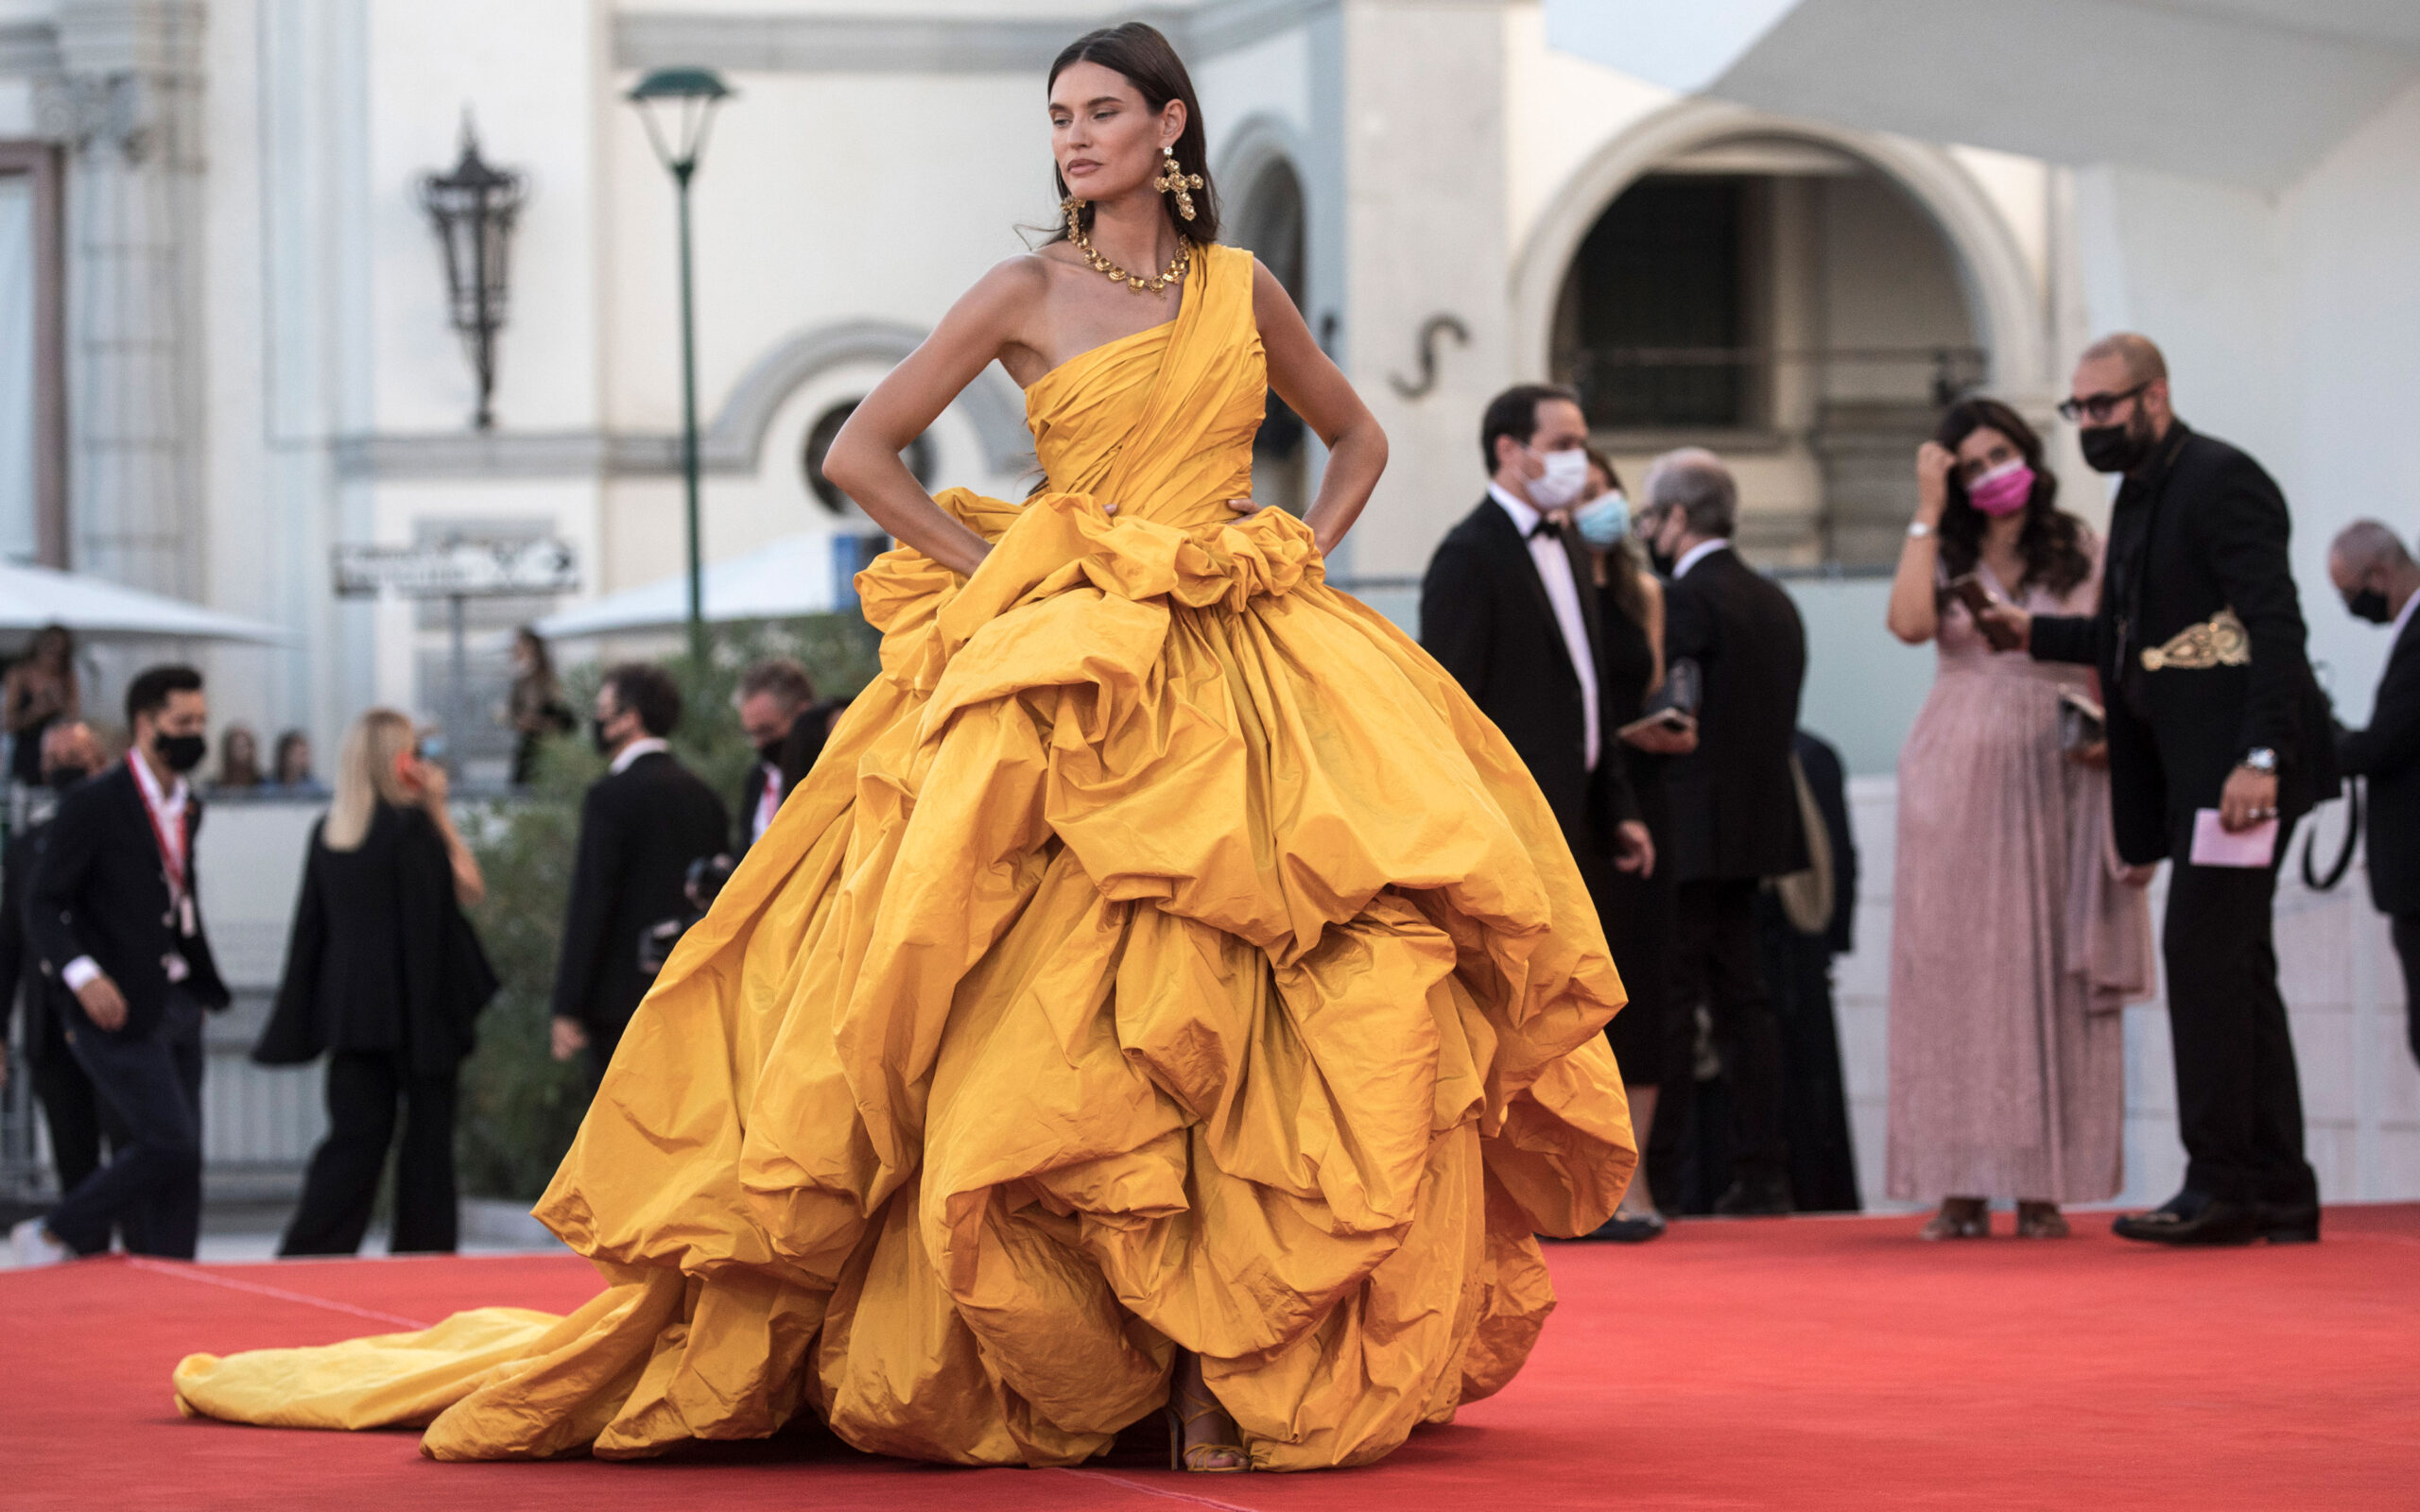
(1966, 458, 2034, 517)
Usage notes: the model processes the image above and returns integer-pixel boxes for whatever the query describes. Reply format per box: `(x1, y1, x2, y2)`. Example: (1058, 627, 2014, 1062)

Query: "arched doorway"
(1516, 105, 2043, 570)
(1228, 154, 1309, 517)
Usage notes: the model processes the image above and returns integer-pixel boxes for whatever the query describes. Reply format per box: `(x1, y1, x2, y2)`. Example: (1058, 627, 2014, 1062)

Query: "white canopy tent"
(0, 560, 291, 648)
(533, 533, 880, 640)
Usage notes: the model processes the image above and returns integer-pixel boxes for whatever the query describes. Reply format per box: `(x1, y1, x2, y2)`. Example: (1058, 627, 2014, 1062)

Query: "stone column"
(34, 0, 207, 596)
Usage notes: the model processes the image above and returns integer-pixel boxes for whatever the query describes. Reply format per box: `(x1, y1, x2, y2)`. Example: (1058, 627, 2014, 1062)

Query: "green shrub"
(453, 615, 880, 1202)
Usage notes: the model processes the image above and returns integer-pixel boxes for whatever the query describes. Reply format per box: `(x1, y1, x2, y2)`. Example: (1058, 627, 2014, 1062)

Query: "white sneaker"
(9, 1217, 71, 1268)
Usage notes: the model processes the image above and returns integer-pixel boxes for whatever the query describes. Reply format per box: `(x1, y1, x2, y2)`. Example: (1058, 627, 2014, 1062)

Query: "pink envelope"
(2188, 808, 2277, 868)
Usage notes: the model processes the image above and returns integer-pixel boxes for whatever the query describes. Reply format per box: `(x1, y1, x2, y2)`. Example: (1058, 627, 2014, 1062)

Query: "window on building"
(0, 146, 61, 568)
(1550, 143, 1987, 569)
(1559, 178, 1748, 430)
(803, 399, 931, 516)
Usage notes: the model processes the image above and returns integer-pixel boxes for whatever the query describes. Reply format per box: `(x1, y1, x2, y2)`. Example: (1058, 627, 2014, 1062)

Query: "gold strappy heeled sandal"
(1167, 1378, 1250, 1473)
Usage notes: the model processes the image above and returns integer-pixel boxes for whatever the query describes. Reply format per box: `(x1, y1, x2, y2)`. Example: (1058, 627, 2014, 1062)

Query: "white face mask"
(1526, 446, 1592, 510)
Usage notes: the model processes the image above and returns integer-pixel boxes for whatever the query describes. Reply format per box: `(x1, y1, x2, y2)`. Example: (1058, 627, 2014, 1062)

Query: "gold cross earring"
(1153, 146, 1203, 223)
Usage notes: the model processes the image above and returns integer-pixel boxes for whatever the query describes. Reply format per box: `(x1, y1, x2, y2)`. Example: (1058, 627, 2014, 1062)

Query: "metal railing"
(1564, 344, 1990, 429)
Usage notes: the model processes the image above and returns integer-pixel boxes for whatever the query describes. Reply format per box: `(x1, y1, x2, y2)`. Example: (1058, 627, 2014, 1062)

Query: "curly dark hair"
(1933, 397, 2092, 598)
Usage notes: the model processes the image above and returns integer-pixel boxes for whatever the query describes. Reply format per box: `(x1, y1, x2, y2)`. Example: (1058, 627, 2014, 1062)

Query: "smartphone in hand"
(1947, 573, 2022, 651)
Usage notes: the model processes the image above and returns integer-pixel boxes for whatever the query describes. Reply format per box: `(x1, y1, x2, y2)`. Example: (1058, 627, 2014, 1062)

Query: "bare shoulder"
(1247, 252, 1294, 313)
(1246, 251, 1319, 350)
(962, 253, 1056, 312)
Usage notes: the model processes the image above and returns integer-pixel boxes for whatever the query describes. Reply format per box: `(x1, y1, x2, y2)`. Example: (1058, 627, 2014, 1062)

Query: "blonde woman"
(254, 710, 497, 1255)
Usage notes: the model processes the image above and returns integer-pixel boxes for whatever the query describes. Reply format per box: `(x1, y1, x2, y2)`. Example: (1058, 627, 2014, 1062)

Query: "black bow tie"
(1530, 517, 1566, 541)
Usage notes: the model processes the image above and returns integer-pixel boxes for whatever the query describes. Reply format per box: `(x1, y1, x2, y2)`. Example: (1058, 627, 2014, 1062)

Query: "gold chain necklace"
(1062, 198, 1190, 295)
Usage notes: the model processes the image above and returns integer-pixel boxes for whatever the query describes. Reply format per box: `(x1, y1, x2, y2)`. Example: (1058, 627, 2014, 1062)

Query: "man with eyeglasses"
(1982, 332, 2336, 1246)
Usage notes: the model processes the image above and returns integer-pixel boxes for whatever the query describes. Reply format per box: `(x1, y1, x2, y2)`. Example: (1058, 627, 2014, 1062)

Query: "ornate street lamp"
(626, 66, 733, 666)
(418, 117, 527, 431)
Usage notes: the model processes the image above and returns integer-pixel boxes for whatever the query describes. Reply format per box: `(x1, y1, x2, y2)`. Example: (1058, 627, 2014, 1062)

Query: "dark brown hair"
(125, 663, 201, 728)
(1582, 445, 1623, 496)
(1582, 445, 1650, 627)
(738, 658, 817, 710)
(1046, 23, 1219, 246)
(1934, 397, 2091, 598)
(1479, 383, 1582, 475)
(602, 662, 683, 739)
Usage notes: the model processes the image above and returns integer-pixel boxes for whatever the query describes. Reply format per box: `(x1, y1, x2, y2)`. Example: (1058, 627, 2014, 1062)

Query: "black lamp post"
(419, 117, 527, 431)
(626, 66, 733, 667)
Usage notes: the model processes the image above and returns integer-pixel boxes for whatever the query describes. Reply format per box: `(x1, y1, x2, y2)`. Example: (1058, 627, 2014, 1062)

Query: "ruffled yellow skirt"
(176, 495, 1635, 1469)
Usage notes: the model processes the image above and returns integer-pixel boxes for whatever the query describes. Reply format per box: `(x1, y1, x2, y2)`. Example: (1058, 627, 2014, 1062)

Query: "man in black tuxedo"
(1989, 333, 2334, 1246)
(9, 667, 230, 1264)
(1421, 384, 1655, 946)
(2327, 520, 2420, 1072)
(1641, 448, 1808, 1216)
(735, 659, 836, 855)
(0, 722, 117, 1200)
(549, 662, 730, 1085)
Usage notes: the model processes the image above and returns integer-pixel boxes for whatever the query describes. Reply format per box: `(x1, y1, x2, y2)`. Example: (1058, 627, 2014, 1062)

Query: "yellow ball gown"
(172, 243, 1636, 1471)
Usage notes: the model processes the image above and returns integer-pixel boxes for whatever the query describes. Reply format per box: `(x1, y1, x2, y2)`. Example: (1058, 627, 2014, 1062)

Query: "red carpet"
(5, 1207, 2414, 1510)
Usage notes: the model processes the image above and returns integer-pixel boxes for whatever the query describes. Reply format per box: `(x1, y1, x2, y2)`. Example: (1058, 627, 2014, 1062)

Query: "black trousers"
(2392, 913, 2420, 1070)
(281, 1051, 460, 1256)
(28, 1043, 123, 1195)
(1599, 762, 1676, 1089)
(1662, 877, 1789, 1185)
(45, 988, 205, 1258)
(2162, 849, 2317, 1206)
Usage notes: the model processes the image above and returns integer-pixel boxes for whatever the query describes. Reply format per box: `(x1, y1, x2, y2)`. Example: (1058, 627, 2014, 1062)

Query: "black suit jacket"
(255, 804, 499, 1076)
(554, 748, 730, 1039)
(0, 816, 69, 1066)
(2336, 607, 2420, 915)
(2031, 424, 2337, 865)
(735, 700, 841, 854)
(1422, 496, 1638, 861)
(24, 762, 231, 1040)
(1663, 545, 1809, 883)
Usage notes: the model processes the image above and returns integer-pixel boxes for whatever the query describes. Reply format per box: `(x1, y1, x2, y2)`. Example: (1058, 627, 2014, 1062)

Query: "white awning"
(0, 560, 292, 646)
(533, 532, 885, 639)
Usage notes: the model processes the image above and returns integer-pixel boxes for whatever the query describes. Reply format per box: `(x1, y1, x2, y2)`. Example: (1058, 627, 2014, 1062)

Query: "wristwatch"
(1907, 521, 1934, 540)
(2238, 747, 2278, 774)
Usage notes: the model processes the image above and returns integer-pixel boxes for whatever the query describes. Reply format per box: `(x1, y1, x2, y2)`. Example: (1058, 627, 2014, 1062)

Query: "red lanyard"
(128, 751, 187, 902)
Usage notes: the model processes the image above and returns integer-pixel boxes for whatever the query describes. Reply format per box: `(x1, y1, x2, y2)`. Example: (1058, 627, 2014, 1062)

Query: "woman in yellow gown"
(172, 22, 1634, 1473)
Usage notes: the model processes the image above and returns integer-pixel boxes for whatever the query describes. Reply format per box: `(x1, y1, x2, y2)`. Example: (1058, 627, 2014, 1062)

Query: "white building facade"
(1, 1, 2414, 1201)
(0, 0, 2100, 756)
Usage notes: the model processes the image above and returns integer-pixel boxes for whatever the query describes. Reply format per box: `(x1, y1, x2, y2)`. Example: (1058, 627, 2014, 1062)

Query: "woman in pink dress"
(1883, 398, 2154, 1240)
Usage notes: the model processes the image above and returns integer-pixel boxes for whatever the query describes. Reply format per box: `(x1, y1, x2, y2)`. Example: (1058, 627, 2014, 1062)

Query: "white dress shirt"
(751, 761, 783, 842)
(1489, 482, 1599, 772)
(609, 735, 668, 776)
(1673, 537, 1732, 580)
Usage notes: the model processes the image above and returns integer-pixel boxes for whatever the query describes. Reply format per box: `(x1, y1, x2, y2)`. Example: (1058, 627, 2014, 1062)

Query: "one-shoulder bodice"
(1022, 243, 1264, 531)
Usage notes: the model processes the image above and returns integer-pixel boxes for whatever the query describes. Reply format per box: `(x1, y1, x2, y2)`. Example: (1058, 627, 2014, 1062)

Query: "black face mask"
(43, 763, 93, 790)
(756, 737, 786, 765)
(2344, 586, 2394, 625)
(2079, 416, 2154, 474)
(155, 732, 207, 773)
(591, 717, 616, 756)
